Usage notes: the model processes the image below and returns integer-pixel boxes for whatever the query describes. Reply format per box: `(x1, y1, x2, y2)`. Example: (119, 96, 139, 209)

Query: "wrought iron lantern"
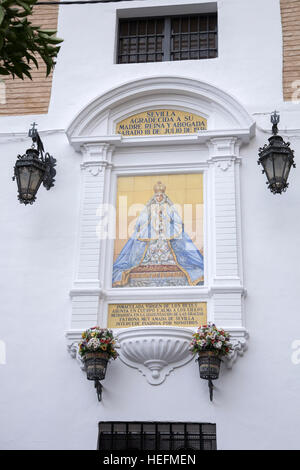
(198, 351, 221, 401)
(83, 352, 110, 401)
(258, 111, 296, 194)
(13, 123, 56, 204)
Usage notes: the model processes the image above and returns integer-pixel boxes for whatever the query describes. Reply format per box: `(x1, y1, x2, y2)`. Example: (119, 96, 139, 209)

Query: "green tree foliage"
(0, 0, 63, 79)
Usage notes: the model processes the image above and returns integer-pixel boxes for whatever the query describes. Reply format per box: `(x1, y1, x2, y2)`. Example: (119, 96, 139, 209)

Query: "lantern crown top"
(271, 111, 280, 136)
(28, 122, 45, 156)
(28, 122, 38, 139)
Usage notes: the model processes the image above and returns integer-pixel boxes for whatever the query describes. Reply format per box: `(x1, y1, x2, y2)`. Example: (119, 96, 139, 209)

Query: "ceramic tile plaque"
(113, 174, 204, 288)
(107, 302, 207, 328)
(116, 109, 207, 136)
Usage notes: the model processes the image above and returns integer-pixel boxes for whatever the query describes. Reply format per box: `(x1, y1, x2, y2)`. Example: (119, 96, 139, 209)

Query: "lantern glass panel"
(273, 153, 288, 179)
(29, 167, 44, 191)
(19, 166, 31, 192)
(18, 165, 44, 202)
(284, 160, 292, 180)
(262, 156, 275, 182)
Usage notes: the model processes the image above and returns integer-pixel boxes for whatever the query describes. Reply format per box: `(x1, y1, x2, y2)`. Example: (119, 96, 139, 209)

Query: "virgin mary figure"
(113, 181, 204, 287)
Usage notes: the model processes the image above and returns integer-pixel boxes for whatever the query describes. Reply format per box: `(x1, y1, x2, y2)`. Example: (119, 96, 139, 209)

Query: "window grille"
(118, 18, 164, 63)
(98, 422, 217, 451)
(118, 14, 218, 64)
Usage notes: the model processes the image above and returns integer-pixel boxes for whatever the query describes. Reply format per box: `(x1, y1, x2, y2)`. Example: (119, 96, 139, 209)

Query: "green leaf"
(26, 53, 38, 68)
(13, 69, 24, 79)
(38, 29, 57, 36)
(22, 67, 32, 79)
(0, 66, 10, 75)
(45, 62, 51, 76)
(38, 31, 62, 40)
(16, 1, 32, 13)
(0, 6, 5, 26)
(42, 35, 63, 45)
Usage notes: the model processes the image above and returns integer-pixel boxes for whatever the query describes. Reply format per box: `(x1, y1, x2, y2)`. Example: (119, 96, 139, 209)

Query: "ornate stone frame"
(66, 76, 254, 382)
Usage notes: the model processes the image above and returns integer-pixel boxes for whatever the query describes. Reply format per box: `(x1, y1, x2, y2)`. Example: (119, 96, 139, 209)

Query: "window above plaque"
(117, 13, 218, 64)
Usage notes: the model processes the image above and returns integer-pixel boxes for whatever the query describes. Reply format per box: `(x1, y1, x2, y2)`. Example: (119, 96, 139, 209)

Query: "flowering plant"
(190, 323, 233, 357)
(79, 327, 118, 359)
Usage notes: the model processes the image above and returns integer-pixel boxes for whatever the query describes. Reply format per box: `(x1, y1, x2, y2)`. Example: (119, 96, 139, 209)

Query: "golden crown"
(153, 181, 166, 194)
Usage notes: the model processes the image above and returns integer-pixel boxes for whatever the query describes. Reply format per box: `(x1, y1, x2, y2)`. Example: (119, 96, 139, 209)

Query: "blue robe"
(113, 199, 204, 286)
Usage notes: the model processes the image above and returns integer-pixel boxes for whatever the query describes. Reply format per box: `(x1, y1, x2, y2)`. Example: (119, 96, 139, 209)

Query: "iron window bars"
(118, 14, 218, 64)
(98, 422, 217, 451)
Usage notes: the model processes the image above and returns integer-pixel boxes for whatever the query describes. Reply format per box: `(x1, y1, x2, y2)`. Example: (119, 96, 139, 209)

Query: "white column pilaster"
(208, 137, 245, 328)
(69, 143, 114, 334)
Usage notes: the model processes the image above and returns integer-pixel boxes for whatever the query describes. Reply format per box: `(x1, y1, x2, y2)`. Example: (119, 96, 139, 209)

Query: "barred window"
(98, 422, 217, 451)
(118, 14, 218, 64)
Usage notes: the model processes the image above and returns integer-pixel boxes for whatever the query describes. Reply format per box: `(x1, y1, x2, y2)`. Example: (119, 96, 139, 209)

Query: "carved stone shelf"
(117, 326, 194, 385)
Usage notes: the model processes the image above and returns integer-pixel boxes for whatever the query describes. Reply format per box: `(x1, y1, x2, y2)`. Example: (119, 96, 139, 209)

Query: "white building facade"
(0, 0, 300, 450)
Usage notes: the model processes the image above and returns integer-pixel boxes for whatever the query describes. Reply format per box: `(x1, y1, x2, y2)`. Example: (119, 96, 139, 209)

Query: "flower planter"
(198, 351, 221, 381)
(83, 351, 110, 381)
(78, 327, 118, 402)
(190, 324, 232, 401)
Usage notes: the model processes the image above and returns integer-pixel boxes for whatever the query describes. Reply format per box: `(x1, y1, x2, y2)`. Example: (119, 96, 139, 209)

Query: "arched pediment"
(67, 76, 255, 147)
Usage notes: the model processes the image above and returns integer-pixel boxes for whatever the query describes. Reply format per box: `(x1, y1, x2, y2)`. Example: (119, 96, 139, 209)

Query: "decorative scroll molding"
(81, 143, 114, 167)
(88, 166, 102, 177)
(67, 342, 85, 370)
(224, 328, 249, 369)
(217, 160, 233, 172)
(207, 137, 241, 159)
(116, 326, 194, 385)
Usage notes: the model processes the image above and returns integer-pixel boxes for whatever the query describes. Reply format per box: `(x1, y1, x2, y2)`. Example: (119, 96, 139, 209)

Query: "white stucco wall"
(1, 0, 300, 450)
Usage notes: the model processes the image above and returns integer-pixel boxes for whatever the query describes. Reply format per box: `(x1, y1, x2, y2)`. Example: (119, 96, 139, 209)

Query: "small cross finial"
(28, 122, 38, 138)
